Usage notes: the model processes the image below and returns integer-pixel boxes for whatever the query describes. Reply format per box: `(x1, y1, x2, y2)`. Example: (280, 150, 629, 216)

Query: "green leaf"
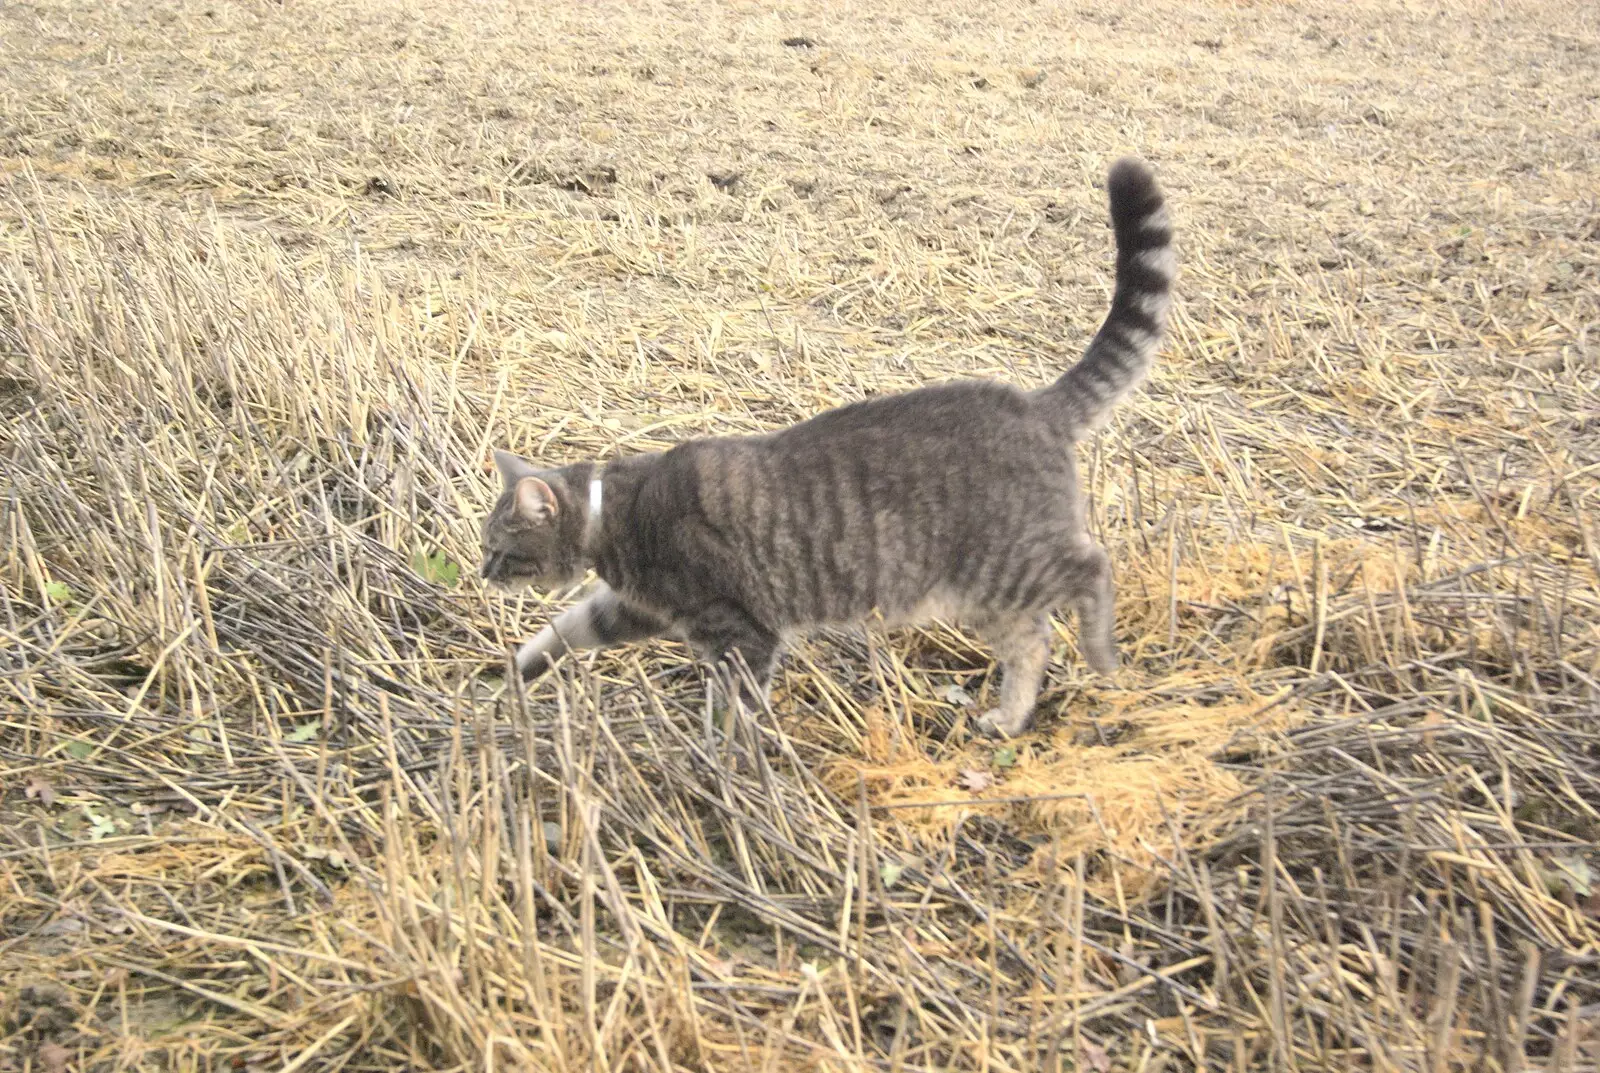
(65, 740, 94, 760)
(1549, 856, 1594, 898)
(287, 722, 321, 743)
(412, 549, 461, 587)
(83, 806, 118, 842)
(879, 861, 905, 889)
(992, 746, 1018, 769)
(44, 581, 72, 603)
(941, 685, 974, 708)
(302, 844, 348, 871)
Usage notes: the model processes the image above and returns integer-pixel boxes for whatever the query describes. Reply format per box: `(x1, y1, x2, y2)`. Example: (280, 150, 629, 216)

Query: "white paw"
(976, 708, 1032, 740)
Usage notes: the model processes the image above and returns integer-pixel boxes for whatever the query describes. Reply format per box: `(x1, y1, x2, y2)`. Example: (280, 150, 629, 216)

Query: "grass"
(1, 0, 1598, 1068)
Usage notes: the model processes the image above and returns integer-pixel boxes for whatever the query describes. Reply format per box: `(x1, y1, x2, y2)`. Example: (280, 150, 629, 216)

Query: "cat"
(480, 156, 1174, 738)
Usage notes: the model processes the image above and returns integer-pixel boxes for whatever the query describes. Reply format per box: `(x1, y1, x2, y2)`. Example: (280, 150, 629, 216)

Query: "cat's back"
(662, 377, 1055, 494)
(679, 377, 1070, 510)
(774, 378, 1037, 451)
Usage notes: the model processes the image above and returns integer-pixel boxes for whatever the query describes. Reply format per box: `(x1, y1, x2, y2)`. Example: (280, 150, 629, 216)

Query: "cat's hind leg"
(685, 602, 782, 708)
(974, 612, 1051, 739)
(514, 583, 667, 679)
(1068, 545, 1118, 676)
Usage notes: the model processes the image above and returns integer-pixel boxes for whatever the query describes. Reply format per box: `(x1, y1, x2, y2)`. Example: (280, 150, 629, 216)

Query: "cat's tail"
(1043, 157, 1175, 437)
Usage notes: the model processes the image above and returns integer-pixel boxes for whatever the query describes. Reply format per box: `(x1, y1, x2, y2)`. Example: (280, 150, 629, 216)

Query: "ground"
(1, 0, 1598, 1069)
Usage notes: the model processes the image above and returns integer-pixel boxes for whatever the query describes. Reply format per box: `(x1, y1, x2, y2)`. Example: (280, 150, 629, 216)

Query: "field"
(2, 0, 1598, 1068)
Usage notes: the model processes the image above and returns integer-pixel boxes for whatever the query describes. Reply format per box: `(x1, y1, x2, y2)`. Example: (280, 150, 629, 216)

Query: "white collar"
(587, 471, 604, 532)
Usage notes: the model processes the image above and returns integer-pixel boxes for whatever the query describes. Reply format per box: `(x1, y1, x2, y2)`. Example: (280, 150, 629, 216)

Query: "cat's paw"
(976, 708, 1034, 740)
(513, 625, 564, 680)
(1085, 644, 1119, 677)
(515, 650, 554, 681)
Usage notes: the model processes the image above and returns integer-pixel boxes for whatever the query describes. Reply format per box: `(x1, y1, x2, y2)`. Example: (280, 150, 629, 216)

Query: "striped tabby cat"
(481, 157, 1174, 738)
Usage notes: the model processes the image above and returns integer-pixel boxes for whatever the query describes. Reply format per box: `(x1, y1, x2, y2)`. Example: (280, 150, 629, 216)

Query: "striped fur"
(481, 158, 1175, 738)
(1043, 158, 1176, 436)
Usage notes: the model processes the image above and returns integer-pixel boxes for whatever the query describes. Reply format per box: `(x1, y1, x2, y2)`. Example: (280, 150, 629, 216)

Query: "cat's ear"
(493, 449, 538, 489)
(513, 476, 560, 524)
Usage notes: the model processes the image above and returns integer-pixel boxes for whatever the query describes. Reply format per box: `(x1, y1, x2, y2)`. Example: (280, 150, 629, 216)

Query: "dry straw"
(2, 0, 1598, 1069)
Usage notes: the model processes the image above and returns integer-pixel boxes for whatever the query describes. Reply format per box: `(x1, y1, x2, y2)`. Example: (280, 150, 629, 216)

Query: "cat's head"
(479, 449, 588, 591)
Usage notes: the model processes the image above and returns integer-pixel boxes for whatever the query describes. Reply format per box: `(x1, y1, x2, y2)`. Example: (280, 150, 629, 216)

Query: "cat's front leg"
(974, 613, 1051, 739)
(514, 583, 667, 679)
(684, 602, 782, 709)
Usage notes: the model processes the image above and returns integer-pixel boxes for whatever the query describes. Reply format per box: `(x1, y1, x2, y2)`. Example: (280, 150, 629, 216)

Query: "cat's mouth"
(482, 574, 591, 609)
(480, 555, 579, 597)
(480, 552, 543, 591)
(483, 573, 541, 594)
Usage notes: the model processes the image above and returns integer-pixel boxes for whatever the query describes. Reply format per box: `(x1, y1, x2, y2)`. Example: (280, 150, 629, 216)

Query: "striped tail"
(1044, 157, 1175, 437)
